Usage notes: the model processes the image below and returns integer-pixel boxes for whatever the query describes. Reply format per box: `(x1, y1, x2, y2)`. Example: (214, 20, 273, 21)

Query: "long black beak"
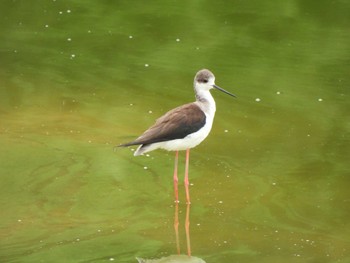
(213, 84, 236, 98)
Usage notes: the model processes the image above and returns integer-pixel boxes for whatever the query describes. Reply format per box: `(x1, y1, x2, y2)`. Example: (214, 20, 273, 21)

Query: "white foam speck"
(129, 35, 133, 39)
(255, 98, 261, 102)
(109, 258, 115, 261)
(176, 38, 180, 42)
(224, 129, 228, 133)
(145, 64, 149, 67)
(276, 91, 281, 95)
(45, 24, 49, 28)
(318, 98, 323, 102)
(67, 38, 72, 41)
(67, 9, 71, 13)
(144, 166, 148, 170)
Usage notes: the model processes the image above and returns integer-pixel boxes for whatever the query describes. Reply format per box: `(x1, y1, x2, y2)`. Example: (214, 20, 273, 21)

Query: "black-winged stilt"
(119, 69, 236, 203)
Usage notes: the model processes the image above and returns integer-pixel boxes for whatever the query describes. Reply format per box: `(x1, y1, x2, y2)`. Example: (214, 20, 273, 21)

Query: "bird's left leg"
(184, 149, 191, 204)
(173, 151, 179, 203)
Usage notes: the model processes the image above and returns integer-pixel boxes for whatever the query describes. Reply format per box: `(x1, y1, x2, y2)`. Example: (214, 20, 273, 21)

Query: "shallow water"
(1, 1, 349, 262)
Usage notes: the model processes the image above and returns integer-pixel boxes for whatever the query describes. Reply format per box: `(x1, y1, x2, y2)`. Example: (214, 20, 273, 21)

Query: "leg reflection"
(174, 202, 180, 255)
(174, 202, 192, 257)
(185, 203, 191, 256)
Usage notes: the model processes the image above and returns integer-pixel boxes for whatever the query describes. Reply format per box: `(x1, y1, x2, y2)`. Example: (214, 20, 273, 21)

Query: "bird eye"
(203, 79, 208, 83)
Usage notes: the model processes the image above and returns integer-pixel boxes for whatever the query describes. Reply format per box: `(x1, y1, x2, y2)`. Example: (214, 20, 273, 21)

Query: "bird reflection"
(136, 203, 206, 262)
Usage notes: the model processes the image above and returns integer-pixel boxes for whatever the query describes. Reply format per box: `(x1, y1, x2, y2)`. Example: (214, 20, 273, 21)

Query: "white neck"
(195, 88, 216, 116)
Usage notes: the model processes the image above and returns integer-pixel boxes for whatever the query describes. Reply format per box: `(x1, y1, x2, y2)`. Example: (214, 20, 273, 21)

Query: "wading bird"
(119, 69, 235, 204)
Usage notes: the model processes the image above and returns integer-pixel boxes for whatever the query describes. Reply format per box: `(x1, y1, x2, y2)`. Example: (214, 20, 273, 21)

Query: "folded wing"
(120, 103, 206, 146)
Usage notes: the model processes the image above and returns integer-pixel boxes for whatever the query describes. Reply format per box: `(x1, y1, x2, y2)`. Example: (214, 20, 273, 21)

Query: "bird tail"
(134, 144, 160, 156)
(116, 141, 159, 156)
(117, 141, 139, 147)
(114, 140, 140, 153)
(115, 143, 146, 156)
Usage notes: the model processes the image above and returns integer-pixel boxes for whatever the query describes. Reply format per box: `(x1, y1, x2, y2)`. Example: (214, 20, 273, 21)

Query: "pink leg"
(184, 149, 191, 204)
(185, 203, 191, 256)
(173, 151, 179, 203)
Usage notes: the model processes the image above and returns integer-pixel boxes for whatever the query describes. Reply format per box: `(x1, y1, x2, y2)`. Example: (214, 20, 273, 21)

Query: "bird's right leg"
(173, 151, 179, 203)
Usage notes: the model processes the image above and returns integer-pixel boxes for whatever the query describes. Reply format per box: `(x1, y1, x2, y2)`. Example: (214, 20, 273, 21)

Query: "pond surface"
(0, 1, 349, 262)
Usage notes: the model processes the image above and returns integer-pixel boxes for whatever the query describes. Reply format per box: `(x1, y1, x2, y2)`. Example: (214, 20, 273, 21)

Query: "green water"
(1, 1, 349, 262)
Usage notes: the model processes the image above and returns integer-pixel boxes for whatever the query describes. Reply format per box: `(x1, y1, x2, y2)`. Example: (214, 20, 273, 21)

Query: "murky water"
(1, 1, 349, 262)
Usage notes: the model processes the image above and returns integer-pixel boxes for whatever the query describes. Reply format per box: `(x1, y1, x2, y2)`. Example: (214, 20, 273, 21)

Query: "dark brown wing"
(119, 103, 206, 146)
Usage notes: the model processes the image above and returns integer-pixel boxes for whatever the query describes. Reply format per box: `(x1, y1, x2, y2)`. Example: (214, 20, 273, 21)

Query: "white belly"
(160, 116, 213, 151)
